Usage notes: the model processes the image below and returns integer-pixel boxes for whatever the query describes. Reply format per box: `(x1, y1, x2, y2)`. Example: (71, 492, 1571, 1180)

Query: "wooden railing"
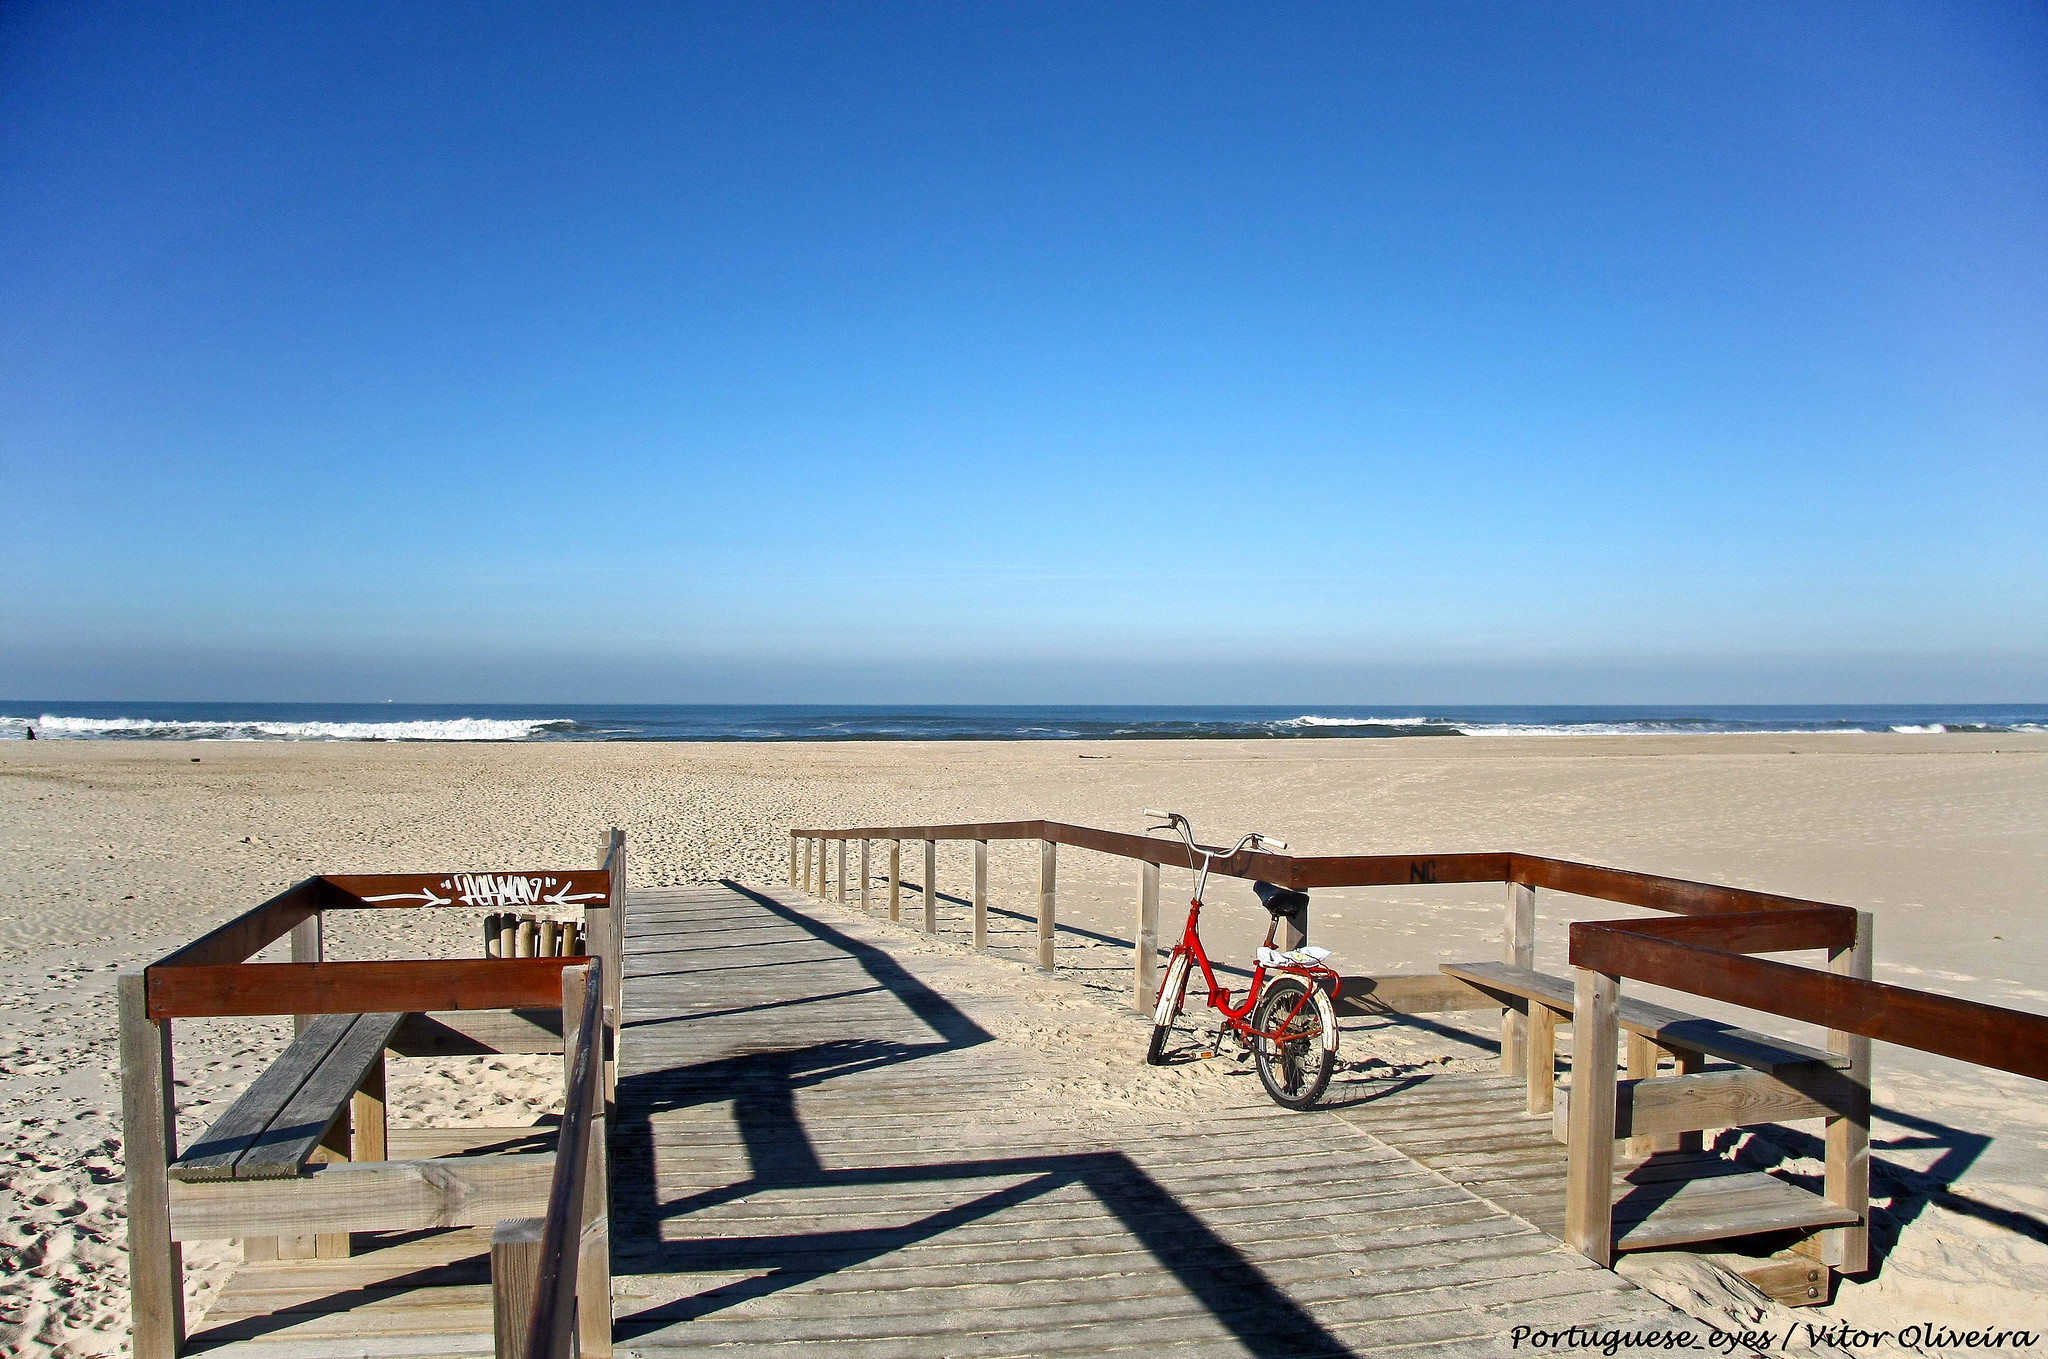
(121, 831, 626, 1359)
(491, 959, 607, 1359)
(787, 819, 2048, 1082)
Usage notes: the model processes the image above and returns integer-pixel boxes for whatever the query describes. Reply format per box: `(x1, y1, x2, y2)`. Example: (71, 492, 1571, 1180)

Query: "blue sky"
(3, 2, 2043, 702)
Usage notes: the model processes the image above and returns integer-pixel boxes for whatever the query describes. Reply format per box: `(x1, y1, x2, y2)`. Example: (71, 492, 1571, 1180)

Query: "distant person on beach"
(23, 726, 32, 740)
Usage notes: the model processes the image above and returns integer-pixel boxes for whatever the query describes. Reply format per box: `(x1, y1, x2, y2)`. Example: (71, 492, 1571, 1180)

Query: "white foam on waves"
(1279, 715, 1446, 728)
(6, 715, 555, 742)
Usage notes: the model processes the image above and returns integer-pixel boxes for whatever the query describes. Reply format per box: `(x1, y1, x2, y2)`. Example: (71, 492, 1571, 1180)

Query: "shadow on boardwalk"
(611, 882, 1360, 1357)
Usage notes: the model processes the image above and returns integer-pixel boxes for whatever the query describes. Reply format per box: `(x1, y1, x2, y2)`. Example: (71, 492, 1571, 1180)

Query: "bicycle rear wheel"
(1145, 951, 1192, 1066)
(1250, 976, 1337, 1109)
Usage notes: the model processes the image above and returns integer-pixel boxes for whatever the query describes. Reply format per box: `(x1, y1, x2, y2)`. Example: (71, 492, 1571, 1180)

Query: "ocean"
(2, 702, 2042, 743)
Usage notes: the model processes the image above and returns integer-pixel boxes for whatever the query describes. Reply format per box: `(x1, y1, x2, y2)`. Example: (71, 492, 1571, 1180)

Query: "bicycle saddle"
(1253, 881, 1310, 916)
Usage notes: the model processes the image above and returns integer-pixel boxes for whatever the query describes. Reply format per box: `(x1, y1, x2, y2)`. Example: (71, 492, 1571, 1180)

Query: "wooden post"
(515, 917, 537, 958)
(119, 973, 185, 1359)
(597, 828, 626, 1100)
(562, 961, 612, 1358)
(814, 838, 825, 896)
(1037, 839, 1057, 971)
(291, 910, 322, 1038)
(1526, 1000, 1558, 1115)
(499, 916, 517, 960)
(972, 840, 989, 951)
(922, 839, 937, 933)
(800, 837, 813, 894)
(485, 912, 503, 958)
(1564, 967, 1620, 1266)
(860, 839, 871, 911)
(1823, 911, 1873, 1274)
(1280, 884, 1306, 952)
(1624, 1033, 1661, 1158)
(1134, 860, 1159, 1013)
(491, 1217, 544, 1359)
(837, 839, 848, 903)
(1502, 882, 1535, 1076)
(539, 919, 561, 957)
(788, 834, 798, 888)
(888, 841, 902, 922)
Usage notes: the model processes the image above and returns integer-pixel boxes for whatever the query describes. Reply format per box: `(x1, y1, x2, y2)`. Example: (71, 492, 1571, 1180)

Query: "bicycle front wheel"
(1145, 951, 1192, 1066)
(1251, 975, 1337, 1109)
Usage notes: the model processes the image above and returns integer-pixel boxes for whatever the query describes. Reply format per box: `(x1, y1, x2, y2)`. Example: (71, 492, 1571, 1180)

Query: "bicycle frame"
(1162, 892, 1341, 1043)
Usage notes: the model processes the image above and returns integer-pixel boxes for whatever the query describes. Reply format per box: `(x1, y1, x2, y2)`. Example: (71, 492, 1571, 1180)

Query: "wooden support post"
(515, 917, 536, 958)
(291, 909, 323, 1038)
(788, 834, 798, 888)
(311, 1108, 353, 1259)
(1502, 882, 1535, 1077)
(499, 917, 517, 960)
(353, 1052, 388, 1163)
(539, 919, 560, 958)
(888, 841, 902, 922)
(1564, 967, 1620, 1266)
(835, 839, 847, 903)
(1823, 911, 1873, 1274)
(486, 912, 503, 959)
(1134, 860, 1159, 1013)
(1280, 882, 1306, 952)
(596, 828, 626, 1101)
(814, 838, 826, 896)
(922, 839, 937, 933)
(1526, 1000, 1558, 1115)
(1674, 1048, 1706, 1152)
(119, 973, 185, 1359)
(1037, 839, 1057, 971)
(972, 840, 989, 951)
(561, 961, 612, 1357)
(491, 1217, 543, 1359)
(801, 838, 813, 894)
(860, 840, 871, 912)
(1624, 1032, 1661, 1158)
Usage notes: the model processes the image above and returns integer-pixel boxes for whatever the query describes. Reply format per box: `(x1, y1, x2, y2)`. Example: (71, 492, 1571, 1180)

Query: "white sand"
(2, 732, 2044, 1355)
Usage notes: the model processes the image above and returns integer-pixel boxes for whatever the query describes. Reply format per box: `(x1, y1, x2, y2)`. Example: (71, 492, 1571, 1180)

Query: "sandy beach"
(3, 732, 2045, 1355)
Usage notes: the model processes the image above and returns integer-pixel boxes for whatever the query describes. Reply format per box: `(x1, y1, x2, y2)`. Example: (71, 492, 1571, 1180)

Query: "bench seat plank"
(236, 1013, 405, 1180)
(170, 1014, 358, 1183)
(1440, 961, 1846, 1072)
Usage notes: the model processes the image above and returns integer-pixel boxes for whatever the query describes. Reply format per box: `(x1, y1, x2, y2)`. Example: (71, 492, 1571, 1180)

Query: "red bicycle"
(1142, 810, 1342, 1109)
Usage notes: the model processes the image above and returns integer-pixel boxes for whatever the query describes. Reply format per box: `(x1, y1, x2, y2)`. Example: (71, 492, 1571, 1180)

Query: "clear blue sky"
(3, 2, 2043, 703)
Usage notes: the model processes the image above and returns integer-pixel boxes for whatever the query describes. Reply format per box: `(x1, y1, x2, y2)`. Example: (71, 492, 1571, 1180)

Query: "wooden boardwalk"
(607, 882, 1693, 1358)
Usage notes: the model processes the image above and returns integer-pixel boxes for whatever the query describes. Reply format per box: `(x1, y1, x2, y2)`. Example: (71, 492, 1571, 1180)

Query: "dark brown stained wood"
(235, 1014, 404, 1180)
(1605, 907, 1854, 954)
(171, 1015, 358, 1183)
(321, 870, 613, 912)
(1510, 856, 1845, 918)
(150, 882, 324, 970)
(1439, 962, 1844, 1071)
(1571, 925, 2048, 1082)
(146, 958, 576, 1019)
(1288, 853, 1512, 889)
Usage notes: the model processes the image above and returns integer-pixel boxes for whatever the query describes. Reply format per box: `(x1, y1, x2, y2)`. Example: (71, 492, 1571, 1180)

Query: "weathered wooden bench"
(1438, 958, 1867, 1271)
(170, 1012, 402, 1258)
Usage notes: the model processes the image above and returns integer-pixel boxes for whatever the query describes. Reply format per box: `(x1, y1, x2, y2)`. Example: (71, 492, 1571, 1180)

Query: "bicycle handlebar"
(1142, 810, 1284, 859)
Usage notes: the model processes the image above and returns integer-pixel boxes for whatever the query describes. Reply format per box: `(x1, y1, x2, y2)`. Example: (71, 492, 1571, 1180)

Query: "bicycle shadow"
(608, 880, 1359, 1358)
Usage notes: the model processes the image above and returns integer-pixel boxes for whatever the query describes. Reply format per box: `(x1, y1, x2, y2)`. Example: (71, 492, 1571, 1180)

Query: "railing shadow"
(609, 880, 1359, 1357)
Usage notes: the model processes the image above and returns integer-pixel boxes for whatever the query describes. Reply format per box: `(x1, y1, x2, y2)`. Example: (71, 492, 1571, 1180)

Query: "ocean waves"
(3, 704, 2042, 743)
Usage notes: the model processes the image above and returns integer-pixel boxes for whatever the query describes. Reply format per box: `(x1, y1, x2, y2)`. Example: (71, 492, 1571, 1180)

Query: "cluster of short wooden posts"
(485, 913, 585, 958)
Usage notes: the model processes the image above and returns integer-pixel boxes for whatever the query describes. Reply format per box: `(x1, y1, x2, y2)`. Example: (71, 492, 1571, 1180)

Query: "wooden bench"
(171, 1012, 403, 1258)
(1439, 959, 1868, 1273)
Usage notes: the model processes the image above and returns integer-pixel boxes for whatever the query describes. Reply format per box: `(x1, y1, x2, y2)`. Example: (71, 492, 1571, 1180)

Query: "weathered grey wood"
(860, 839, 871, 912)
(1824, 911, 1873, 1273)
(1623, 1033, 1659, 1156)
(235, 1013, 405, 1181)
(290, 912, 324, 1038)
(120, 972, 186, 1359)
(888, 841, 902, 921)
(1440, 961, 1846, 1071)
(788, 835, 799, 889)
(169, 1155, 557, 1238)
(922, 839, 937, 933)
(1134, 860, 1159, 1013)
(1612, 1165, 1859, 1251)
(172, 1014, 358, 1183)
(837, 839, 848, 904)
(1037, 839, 1056, 971)
(1565, 968, 1620, 1264)
(1336, 972, 1496, 1017)
(972, 839, 988, 951)
(392, 1009, 571, 1057)
(559, 959, 612, 1358)
(492, 1217, 543, 1359)
(1527, 1000, 1558, 1115)
(1555, 1067, 1846, 1140)
(1500, 884, 1535, 1078)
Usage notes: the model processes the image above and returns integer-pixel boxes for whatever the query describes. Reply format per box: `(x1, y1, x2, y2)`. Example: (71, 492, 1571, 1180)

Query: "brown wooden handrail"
(791, 819, 2048, 1082)
(525, 958, 602, 1359)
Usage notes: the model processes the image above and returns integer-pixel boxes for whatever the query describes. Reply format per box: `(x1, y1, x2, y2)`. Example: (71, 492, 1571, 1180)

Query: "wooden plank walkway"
(609, 882, 1695, 1358)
